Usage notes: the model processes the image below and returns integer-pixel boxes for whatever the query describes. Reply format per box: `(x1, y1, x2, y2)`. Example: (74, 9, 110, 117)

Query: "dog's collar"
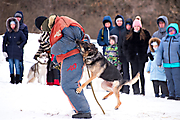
(85, 51, 101, 65)
(85, 51, 98, 59)
(38, 61, 48, 65)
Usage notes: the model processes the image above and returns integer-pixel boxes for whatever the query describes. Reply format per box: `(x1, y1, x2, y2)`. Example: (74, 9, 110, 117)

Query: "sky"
(0, 33, 180, 120)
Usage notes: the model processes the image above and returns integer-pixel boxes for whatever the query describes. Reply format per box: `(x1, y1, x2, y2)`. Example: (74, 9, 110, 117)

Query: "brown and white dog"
(27, 52, 49, 85)
(75, 40, 140, 110)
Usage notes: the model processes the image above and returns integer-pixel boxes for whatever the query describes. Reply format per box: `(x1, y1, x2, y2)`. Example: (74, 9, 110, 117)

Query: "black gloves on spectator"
(147, 52, 154, 61)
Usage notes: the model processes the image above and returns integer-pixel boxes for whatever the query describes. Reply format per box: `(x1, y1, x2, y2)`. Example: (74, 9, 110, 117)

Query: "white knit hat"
(151, 42, 158, 46)
(10, 21, 16, 25)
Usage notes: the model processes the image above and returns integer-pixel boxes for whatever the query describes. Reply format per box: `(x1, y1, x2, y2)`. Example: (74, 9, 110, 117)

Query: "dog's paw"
(76, 87, 82, 94)
(115, 101, 121, 110)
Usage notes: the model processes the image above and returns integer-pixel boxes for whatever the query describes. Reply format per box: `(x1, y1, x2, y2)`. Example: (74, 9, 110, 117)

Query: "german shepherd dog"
(75, 40, 140, 110)
(27, 52, 49, 85)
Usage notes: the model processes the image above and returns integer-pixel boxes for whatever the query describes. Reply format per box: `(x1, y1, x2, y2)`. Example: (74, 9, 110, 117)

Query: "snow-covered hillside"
(0, 33, 180, 120)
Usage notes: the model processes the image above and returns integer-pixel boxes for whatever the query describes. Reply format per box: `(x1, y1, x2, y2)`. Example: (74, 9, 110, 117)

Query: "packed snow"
(0, 33, 180, 120)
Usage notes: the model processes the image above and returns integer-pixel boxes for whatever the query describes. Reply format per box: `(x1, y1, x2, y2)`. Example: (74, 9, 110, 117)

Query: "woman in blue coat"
(3, 17, 26, 84)
(146, 37, 168, 98)
(156, 23, 180, 100)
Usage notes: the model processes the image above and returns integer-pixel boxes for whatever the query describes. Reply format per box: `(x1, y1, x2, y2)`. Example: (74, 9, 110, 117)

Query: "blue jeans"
(19, 61, 24, 80)
(8, 59, 20, 75)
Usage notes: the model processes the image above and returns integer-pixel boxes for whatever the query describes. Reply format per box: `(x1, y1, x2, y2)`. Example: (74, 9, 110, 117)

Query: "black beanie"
(35, 16, 47, 30)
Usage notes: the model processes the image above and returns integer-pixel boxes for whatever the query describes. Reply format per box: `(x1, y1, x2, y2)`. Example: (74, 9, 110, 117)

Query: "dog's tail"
(124, 72, 140, 85)
(117, 72, 140, 89)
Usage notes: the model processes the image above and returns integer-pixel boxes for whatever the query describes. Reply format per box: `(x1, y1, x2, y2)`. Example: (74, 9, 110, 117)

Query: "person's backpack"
(101, 28, 104, 41)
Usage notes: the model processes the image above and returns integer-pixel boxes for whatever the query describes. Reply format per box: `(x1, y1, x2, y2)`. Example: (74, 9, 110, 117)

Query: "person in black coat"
(34, 16, 61, 86)
(125, 18, 133, 33)
(3, 17, 26, 84)
(110, 15, 130, 94)
(123, 19, 151, 95)
(14, 11, 28, 83)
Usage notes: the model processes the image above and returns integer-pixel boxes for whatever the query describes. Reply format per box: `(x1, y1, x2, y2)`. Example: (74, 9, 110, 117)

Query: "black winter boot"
(72, 112, 92, 119)
(16, 74, 20, 84)
(10, 74, 15, 84)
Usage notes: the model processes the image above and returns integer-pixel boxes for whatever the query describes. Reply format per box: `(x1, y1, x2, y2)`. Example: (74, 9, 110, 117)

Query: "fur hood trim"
(6, 17, 19, 32)
(149, 37, 161, 52)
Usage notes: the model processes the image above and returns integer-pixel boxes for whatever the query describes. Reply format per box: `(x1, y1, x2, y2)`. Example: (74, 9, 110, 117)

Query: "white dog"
(27, 52, 49, 85)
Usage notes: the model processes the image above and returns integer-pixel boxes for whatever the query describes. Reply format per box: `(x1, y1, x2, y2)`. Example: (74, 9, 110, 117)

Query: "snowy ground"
(0, 33, 180, 120)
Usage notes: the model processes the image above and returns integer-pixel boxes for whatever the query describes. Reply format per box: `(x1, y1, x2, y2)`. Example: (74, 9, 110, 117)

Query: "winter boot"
(72, 112, 92, 119)
(10, 74, 15, 84)
(16, 74, 20, 84)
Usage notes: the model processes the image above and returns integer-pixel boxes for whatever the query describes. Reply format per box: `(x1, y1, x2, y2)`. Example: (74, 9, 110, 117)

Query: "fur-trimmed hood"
(149, 37, 161, 52)
(6, 17, 19, 33)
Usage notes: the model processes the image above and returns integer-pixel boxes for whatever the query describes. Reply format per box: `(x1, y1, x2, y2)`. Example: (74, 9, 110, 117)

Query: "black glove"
(147, 52, 154, 61)
(50, 62, 61, 70)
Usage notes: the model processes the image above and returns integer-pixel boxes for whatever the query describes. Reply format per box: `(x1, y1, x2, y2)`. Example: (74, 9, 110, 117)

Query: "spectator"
(125, 18, 133, 33)
(152, 16, 169, 39)
(148, 16, 169, 62)
(146, 38, 168, 98)
(97, 16, 114, 55)
(104, 35, 121, 69)
(35, 16, 60, 86)
(156, 23, 180, 101)
(14, 11, 28, 83)
(102, 35, 121, 93)
(110, 15, 130, 94)
(2, 17, 26, 84)
(123, 19, 151, 95)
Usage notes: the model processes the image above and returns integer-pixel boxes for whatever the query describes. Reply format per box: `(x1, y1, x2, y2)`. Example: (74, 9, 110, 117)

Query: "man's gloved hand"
(3, 52, 8, 58)
(147, 52, 154, 61)
(50, 62, 61, 70)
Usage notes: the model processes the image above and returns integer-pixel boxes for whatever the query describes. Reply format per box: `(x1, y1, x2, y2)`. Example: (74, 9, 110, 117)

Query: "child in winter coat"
(97, 16, 114, 55)
(156, 23, 180, 101)
(146, 37, 168, 98)
(2, 17, 26, 84)
(104, 35, 121, 70)
(101, 35, 121, 94)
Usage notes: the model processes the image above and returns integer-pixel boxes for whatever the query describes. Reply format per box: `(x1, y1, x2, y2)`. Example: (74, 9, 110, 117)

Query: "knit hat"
(132, 19, 142, 28)
(116, 18, 122, 23)
(135, 16, 141, 21)
(109, 35, 118, 43)
(10, 21, 16, 25)
(14, 12, 22, 18)
(151, 41, 158, 46)
(35, 16, 48, 30)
